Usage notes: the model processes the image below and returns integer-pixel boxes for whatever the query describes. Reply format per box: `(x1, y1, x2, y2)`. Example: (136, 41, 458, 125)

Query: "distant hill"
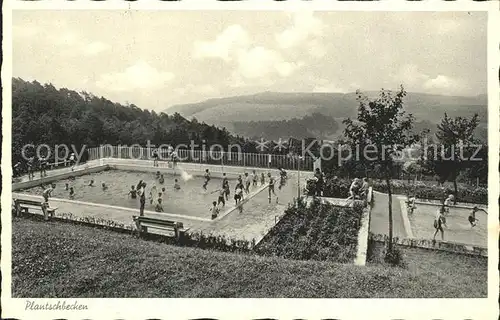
(164, 91, 487, 141)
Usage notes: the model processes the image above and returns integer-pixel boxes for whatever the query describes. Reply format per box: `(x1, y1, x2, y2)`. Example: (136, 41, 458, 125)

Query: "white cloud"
(193, 21, 306, 86)
(423, 75, 462, 90)
(236, 46, 304, 80)
(193, 25, 250, 61)
(45, 32, 111, 57)
(96, 60, 175, 92)
(83, 42, 111, 56)
(308, 39, 327, 58)
(276, 11, 325, 50)
(392, 64, 466, 94)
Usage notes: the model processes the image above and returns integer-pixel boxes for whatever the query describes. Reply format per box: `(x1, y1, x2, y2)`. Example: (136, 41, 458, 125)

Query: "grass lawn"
(12, 217, 487, 298)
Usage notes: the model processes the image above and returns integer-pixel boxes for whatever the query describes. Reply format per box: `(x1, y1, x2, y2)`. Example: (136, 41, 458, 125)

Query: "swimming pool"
(18, 169, 261, 219)
(407, 203, 487, 247)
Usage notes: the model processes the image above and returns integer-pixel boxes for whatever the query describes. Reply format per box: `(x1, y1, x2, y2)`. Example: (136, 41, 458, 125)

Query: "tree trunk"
(453, 179, 458, 205)
(386, 176, 393, 251)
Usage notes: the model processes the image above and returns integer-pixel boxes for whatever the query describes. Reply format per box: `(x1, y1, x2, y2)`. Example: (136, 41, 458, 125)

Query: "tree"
(434, 113, 480, 203)
(343, 86, 418, 255)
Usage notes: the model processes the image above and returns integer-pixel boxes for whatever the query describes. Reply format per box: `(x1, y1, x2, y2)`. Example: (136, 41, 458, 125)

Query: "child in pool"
(88, 179, 95, 187)
(203, 169, 211, 190)
(159, 174, 165, 184)
(155, 198, 164, 212)
(102, 182, 108, 191)
(174, 179, 181, 190)
(211, 188, 226, 207)
(69, 187, 75, 199)
(433, 206, 447, 241)
(223, 180, 230, 201)
(42, 184, 55, 204)
(128, 185, 137, 199)
(244, 172, 251, 194)
(156, 171, 161, 179)
(65, 183, 69, 191)
(268, 173, 276, 198)
(210, 201, 220, 220)
(234, 187, 243, 205)
(222, 173, 228, 187)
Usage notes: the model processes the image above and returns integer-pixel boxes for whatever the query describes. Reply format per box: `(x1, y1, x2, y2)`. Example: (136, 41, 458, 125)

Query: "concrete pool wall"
(12, 163, 108, 191)
(12, 158, 313, 243)
(13, 158, 307, 191)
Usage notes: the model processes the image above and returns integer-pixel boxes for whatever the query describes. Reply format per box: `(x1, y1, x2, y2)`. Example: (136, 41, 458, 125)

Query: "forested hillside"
(166, 91, 487, 141)
(11, 78, 257, 163)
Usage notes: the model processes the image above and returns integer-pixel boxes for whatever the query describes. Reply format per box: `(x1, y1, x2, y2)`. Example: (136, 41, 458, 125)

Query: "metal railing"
(86, 146, 314, 171)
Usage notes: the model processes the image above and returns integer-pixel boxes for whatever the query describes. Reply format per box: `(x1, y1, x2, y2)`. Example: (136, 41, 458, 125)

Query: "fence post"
(99, 145, 104, 166)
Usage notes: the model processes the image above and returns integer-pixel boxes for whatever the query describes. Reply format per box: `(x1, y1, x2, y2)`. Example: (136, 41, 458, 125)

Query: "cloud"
(83, 42, 111, 56)
(44, 32, 111, 56)
(391, 64, 466, 94)
(193, 25, 250, 61)
(423, 75, 462, 90)
(194, 25, 304, 85)
(96, 60, 175, 92)
(276, 11, 325, 50)
(236, 46, 304, 79)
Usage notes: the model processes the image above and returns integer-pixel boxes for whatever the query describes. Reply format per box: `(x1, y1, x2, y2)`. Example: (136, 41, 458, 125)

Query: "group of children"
(131, 171, 184, 215)
(208, 168, 288, 220)
(347, 177, 370, 200)
(14, 153, 78, 181)
(403, 193, 486, 241)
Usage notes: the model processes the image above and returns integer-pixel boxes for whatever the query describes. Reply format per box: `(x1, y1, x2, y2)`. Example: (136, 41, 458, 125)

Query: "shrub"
(384, 247, 405, 267)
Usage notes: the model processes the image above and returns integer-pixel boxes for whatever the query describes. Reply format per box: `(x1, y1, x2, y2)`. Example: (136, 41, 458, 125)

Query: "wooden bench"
(132, 215, 189, 239)
(13, 198, 58, 220)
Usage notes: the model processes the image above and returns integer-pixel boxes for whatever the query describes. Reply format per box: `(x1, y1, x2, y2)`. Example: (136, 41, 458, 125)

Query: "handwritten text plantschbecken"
(25, 300, 88, 311)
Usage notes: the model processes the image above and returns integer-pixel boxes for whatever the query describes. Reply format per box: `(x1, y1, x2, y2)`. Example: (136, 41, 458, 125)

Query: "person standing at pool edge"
(268, 173, 276, 203)
(27, 156, 35, 180)
(139, 183, 146, 216)
(152, 149, 159, 167)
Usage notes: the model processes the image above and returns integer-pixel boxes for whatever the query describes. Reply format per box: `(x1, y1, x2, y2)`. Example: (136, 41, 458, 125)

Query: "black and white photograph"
(2, 3, 499, 320)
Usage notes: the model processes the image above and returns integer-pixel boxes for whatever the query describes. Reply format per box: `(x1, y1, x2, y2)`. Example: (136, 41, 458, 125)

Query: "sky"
(12, 10, 487, 111)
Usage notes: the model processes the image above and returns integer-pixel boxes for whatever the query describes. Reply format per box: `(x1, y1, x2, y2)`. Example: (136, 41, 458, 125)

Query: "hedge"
(255, 198, 363, 263)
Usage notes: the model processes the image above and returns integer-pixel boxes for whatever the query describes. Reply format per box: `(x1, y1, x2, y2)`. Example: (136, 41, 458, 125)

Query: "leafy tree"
(343, 86, 418, 255)
(429, 113, 481, 203)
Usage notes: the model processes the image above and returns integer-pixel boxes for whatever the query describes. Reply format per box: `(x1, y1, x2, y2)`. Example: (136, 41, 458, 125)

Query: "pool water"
(408, 203, 487, 247)
(20, 169, 249, 218)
